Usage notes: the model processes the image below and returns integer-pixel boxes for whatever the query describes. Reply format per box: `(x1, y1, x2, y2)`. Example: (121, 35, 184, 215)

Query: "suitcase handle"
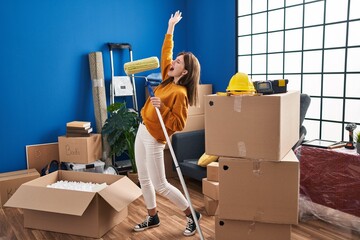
(108, 43, 132, 51)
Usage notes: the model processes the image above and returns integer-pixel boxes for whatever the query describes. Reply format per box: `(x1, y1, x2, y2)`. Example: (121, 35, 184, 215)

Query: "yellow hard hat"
(226, 72, 255, 93)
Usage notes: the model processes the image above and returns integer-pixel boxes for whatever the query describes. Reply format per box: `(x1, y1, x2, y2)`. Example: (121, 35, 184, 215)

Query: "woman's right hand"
(150, 97, 162, 109)
(169, 10, 182, 26)
(167, 10, 182, 34)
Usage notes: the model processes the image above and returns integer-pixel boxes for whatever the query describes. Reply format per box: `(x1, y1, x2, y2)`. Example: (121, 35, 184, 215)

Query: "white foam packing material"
(47, 180, 108, 192)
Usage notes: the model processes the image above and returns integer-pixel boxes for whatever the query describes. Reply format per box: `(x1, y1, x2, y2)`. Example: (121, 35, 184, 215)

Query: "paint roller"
(124, 57, 205, 240)
(124, 56, 160, 75)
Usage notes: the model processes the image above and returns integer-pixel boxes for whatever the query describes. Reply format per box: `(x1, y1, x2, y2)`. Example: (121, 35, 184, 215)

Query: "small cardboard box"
(0, 169, 40, 207)
(202, 178, 219, 200)
(205, 91, 300, 161)
(4, 170, 142, 238)
(207, 161, 219, 182)
(58, 134, 102, 164)
(215, 217, 291, 240)
(218, 150, 299, 224)
(204, 195, 218, 216)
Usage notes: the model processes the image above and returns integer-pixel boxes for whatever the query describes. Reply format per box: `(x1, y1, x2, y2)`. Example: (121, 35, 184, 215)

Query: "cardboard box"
(204, 195, 218, 216)
(218, 150, 299, 224)
(215, 216, 291, 240)
(205, 90, 300, 161)
(165, 114, 205, 149)
(188, 84, 213, 116)
(202, 178, 219, 200)
(0, 169, 40, 207)
(182, 114, 204, 132)
(4, 170, 142, 238)
(207, 161, 219, 182)
(58, 134, 102, 164)
(26, 142, 59, 174)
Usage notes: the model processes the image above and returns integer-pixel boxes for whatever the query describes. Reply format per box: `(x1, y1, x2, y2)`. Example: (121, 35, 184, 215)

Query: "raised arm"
(167, 10, 182, 35)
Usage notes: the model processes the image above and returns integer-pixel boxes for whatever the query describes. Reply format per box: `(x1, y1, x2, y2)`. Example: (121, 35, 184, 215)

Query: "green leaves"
(102, 102, 140, 172)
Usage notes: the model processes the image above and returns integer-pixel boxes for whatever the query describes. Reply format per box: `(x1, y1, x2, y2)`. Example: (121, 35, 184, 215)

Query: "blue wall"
(186, 0, 236, 92)
(0, 0, 235, 173)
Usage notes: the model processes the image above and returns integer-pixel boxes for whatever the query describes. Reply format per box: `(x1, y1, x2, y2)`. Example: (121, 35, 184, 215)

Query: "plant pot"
(127, 171, 139, 186)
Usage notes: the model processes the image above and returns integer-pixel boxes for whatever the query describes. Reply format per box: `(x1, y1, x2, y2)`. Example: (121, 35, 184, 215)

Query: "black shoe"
(134, 212, 160, 232)
(183, 211, 202, 236)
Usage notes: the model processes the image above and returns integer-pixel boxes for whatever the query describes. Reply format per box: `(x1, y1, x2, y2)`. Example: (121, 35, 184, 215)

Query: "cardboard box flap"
(99, 176, 142, 212)
(4, 184, 95, 216)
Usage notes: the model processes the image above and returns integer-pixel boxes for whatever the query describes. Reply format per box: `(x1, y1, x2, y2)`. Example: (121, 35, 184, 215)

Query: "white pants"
(135, 123, 189, 211)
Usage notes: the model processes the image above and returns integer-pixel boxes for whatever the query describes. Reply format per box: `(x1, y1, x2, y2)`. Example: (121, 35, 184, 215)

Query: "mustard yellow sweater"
(141, 34, 188, 143)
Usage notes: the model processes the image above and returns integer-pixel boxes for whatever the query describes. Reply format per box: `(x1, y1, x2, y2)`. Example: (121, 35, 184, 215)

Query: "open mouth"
(170, 67, 174, 71)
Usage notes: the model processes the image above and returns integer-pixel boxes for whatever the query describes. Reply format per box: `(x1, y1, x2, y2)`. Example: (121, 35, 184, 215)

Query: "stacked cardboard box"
(58, 133, 102, 164)
(202, 161, 219, 216)
(59, 122, 104, 175)
(204, 91, 300, 239)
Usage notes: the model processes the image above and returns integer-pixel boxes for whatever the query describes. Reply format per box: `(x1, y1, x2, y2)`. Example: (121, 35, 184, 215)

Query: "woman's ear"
(182, 70, 188, 75)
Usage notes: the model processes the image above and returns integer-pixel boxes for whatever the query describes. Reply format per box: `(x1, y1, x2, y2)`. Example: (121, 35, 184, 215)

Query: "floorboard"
(1, 176, 359, 240)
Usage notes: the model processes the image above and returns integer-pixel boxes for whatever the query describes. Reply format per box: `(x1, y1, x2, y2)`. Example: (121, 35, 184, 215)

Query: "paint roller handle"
(146, 81, 155, 98)
(107, 43, 132, 51)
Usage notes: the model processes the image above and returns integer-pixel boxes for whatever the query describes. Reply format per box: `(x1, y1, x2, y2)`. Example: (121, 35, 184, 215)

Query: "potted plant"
(355, 131, 360, 154)
(101, 102, 140, 182)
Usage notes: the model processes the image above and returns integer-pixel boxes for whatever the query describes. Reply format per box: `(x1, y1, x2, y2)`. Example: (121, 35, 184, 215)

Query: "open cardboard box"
(4, 170, 142, 238)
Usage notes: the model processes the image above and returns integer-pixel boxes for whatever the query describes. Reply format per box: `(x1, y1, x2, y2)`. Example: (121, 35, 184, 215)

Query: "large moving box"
(58, 134, 102, 164)
(182, 114, 204, 132)
(215, 216, 291, 240)
(218, 150, 299, 224)
(0, 169, 40, 207)
(205, 90, 300, 161)
(5, 170, 142, 238)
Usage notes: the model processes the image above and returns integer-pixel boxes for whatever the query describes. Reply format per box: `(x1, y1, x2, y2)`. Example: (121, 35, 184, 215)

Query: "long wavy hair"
(161, 52, 200, 106)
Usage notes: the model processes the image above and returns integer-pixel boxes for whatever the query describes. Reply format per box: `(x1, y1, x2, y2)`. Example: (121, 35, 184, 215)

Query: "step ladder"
(107, 43, 138, 112)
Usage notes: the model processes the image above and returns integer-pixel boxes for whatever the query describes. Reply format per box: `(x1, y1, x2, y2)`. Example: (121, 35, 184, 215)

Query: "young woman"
(133, 10, 201, 237)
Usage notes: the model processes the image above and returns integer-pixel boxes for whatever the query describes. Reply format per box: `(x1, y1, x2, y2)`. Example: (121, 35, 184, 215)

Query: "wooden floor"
(1, 177, 359, 240)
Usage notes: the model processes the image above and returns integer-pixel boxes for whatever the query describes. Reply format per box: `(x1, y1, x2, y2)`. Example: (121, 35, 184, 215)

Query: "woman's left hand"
(150, 97, 162, 108)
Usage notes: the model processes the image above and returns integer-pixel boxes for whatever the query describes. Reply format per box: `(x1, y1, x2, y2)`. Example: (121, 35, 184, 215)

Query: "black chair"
(293, 93, 311, 150)
(172, 129, 206, 181)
